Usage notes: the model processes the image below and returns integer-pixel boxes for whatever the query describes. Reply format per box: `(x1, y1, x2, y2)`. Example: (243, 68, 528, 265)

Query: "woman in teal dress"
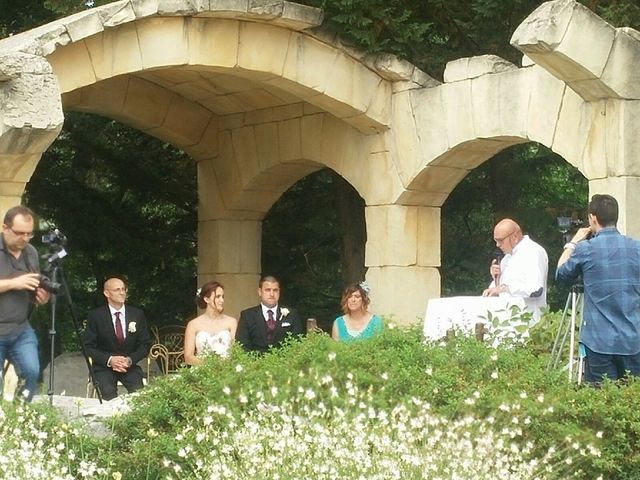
(331, 282, 383, 342)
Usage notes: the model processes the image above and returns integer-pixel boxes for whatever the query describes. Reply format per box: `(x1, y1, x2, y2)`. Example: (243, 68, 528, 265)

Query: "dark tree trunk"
(333, 172, 367, 287)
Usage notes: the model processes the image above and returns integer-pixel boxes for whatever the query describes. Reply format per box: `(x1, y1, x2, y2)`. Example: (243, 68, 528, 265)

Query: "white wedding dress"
(195, 330, 232, 358)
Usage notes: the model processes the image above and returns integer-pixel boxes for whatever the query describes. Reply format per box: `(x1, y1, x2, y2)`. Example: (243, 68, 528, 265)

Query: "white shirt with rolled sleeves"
(488, 235, 549, 324)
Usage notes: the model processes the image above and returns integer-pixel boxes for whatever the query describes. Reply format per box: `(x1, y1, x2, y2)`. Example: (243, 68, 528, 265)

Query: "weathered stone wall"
(0, 52, 63, 211)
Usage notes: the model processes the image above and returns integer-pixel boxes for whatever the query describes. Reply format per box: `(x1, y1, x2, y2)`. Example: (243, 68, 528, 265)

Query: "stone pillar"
(0, 185, 27, 218)
(589, 176, 640, 238)
(197, 218, 262, 318)
(586, 99, 640, 238)
(364, 205, 441, 325)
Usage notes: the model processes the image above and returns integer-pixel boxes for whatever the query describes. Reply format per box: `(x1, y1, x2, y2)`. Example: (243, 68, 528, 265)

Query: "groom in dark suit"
(82, 276, 151, 400)
(236, 275, 305, 353)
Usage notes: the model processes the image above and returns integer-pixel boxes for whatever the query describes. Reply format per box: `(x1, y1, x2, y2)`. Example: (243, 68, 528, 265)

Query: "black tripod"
(548, 284, 585, 384)
(43, 249, 103, 404)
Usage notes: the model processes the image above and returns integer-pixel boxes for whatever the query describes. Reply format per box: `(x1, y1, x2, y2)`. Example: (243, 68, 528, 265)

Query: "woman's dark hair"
(340, 283, 370, 315)
(197, 281, 224, 309)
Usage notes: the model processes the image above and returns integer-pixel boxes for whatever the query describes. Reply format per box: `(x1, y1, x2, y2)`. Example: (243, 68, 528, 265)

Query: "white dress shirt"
(489, 235, 549, 324)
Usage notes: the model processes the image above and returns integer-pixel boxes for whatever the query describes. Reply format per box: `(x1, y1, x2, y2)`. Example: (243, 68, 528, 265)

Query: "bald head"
(493, 218, 523, 254)
(103, 277, 127, 309)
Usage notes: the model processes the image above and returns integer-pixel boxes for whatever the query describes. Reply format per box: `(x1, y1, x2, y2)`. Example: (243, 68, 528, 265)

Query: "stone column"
(586, 99, 640, 238)
(198, 218, 262, 318)
(0, 184, 28, 218)
(589, 176, 640, 238)
(364, 205, 441, 325)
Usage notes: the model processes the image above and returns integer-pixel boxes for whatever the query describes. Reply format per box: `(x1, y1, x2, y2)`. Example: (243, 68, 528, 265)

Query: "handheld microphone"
(491, 249, 504, 283)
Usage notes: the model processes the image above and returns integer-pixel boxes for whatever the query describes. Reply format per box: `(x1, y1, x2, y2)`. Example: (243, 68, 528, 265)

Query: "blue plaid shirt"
(556, 227, 640, 355)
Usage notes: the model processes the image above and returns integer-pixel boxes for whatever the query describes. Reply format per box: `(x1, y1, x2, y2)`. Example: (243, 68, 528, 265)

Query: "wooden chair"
(147, 325, 185, 380)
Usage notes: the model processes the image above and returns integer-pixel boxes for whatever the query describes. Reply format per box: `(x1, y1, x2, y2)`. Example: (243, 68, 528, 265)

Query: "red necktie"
(115, 311, 125, 346)
(266, 309, 276, 344)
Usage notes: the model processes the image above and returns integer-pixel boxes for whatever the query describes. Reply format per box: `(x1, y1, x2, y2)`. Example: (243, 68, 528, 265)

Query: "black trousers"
(93, 364, 144, 400)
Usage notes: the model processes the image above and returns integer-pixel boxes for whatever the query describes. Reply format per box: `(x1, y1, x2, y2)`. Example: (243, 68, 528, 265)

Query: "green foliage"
(482, 304, 532, 346)
(24, 112, 198, 351)
(297, 0, 550, 77)
(0, 0, 55, 37)
(42, 0, 113, 17)
(0, 326, 633, 478)
(301, 0, 640, 77)
(78, 327, 632, 478)
(321, 0, 432, 57)
(589, 0, 640, 29)
(5, 326, 640, 477)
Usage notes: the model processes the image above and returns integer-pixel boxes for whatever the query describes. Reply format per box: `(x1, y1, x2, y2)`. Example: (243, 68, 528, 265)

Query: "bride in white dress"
(184, 281, 237, 365)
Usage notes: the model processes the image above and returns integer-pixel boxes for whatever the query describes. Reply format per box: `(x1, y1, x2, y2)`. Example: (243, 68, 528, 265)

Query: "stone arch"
(394, 62, 594, 207)
(366, 0, 640, 321)
(0, 0, 412, 316)
(50, 15, 391, 133)
(2, 0, 640, 322)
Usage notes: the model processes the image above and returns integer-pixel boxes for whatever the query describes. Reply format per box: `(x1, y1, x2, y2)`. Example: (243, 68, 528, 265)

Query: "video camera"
(557, 216, 585, 244)
(42, 228, 67, 248)
(39, 228, 68, 295)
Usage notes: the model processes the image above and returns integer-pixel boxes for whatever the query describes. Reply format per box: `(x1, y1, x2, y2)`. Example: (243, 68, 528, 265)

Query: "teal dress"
(334, 314, 383, 342)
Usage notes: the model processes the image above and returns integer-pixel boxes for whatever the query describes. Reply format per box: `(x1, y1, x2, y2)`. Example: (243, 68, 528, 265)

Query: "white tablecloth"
(423, 296, 527, 340)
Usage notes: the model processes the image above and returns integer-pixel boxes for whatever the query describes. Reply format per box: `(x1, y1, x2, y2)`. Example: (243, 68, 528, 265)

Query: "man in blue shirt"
(556, 194, 640, 384)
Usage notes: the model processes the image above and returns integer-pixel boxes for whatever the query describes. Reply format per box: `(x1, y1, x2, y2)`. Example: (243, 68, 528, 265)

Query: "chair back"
(148, 325, 185, 377)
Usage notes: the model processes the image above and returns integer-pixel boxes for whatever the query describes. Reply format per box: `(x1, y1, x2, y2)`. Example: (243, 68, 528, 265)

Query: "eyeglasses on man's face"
(107, 287, 128, 293)
(494, 230, 515, 244)
(8, 227, 35, 239)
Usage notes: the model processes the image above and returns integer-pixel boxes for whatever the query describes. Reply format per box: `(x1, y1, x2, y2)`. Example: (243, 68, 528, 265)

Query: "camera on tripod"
(557, 216, 584, 244)
(35, 227, 101, 402)
(38, 228, 68, 295)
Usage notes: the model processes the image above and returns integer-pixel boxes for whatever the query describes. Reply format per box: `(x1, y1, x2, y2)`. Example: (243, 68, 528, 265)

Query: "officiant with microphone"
(482, 218, 549, 324)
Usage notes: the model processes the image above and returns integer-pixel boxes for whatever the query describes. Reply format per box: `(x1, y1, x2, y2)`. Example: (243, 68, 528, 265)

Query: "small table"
(423, 296, 527, 341)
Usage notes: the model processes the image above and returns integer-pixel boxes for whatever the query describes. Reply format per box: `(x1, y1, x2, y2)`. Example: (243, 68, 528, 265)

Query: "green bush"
(105, 326, 617, 478)
(3, 322, 640, 479)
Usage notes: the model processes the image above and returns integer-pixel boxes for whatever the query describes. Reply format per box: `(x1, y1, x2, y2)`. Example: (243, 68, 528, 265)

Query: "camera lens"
(38, 275, 64, 295)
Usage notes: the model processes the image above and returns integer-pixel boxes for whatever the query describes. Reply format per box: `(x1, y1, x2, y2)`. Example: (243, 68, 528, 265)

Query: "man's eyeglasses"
(9, 228, 34, 239)
(494, 231, 515, 243)
(107, 287, 127, 293)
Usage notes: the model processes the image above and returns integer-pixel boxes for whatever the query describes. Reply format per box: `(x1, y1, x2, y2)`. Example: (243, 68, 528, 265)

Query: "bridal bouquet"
(203, 334, 231, 359)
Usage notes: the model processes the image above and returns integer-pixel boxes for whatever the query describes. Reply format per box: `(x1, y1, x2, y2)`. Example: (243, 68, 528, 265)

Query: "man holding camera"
(557, 194, 640, 385)
(0, 206, 50, 401)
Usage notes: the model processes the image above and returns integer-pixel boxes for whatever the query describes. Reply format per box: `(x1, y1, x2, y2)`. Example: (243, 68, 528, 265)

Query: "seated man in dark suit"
(82, 276, 151, 400)
(236, 275, 305, 353)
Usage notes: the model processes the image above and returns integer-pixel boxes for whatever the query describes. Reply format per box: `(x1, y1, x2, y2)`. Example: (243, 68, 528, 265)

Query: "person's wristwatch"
(564, 242, 576, 250)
